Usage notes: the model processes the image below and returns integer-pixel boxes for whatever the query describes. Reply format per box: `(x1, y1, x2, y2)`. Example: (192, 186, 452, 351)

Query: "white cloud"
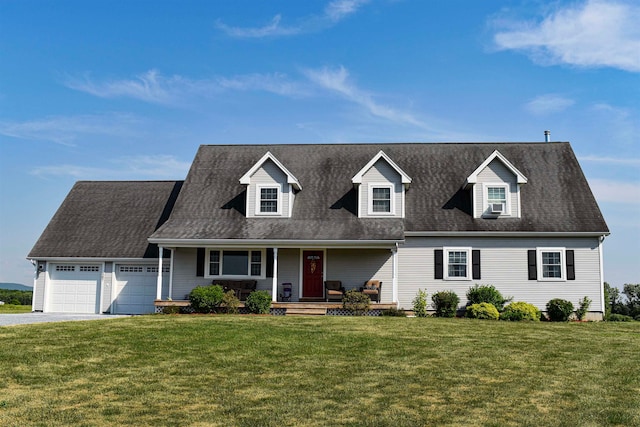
(215, 0, 369, 39)
(31, 155, 190, 180)
(589, 178, 640, 204)
(303, 65, 427, 128)
(525, 94, 575, 115)
(65, 70, 309, 105)
(0, 113, 141, 146)
(579, 155, 640, 166)
(492, 0, 640, 72)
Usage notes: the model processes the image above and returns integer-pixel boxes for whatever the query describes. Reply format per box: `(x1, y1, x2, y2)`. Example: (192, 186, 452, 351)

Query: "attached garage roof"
(29, 181, 183, 258)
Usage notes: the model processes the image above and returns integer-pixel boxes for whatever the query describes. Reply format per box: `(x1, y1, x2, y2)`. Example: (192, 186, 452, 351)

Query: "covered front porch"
(151, 242, 401, 305)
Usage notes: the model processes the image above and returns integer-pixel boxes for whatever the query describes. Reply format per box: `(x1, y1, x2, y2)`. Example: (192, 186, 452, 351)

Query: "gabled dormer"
(352, 150, 412, 218)
(239, 152, 301, 218)
(464, 150, 527, 218)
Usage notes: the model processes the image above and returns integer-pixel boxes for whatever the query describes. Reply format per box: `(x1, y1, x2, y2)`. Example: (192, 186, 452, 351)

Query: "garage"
(114, 264, 169, 314)
(48, 264, 101, 313)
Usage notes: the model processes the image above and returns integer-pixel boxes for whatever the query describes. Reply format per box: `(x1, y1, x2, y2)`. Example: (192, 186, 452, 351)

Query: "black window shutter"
(434, 249, 443, 279)
(196, 248, 205, 277)
(527, 250, 537, 280)
(266, 248, 274, 278)
(566, 250, 575, 280)
(472, 250, 481, 280)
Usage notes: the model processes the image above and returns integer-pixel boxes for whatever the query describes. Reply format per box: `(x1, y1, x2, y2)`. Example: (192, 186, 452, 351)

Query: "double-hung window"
(484, 183, 509, 215)
(258, 186, 279, 214)
(537, 248, 565, 280)
(208, 249, 264, 278)
(444, 247, 471, 280)
(369, 184, 393, 215)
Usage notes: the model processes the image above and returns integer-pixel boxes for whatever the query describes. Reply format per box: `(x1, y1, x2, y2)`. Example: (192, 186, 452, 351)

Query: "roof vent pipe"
(544, 130, 551, 142)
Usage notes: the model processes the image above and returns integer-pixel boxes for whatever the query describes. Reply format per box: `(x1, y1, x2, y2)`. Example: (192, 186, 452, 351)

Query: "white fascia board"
(404, 231, 610, 237)
(147, 238, 403, 249)
(465, 150, 528, 186)
(352, 150, 412, 185)
(25, 257, 168, 262)
(239, 151, 302, 190)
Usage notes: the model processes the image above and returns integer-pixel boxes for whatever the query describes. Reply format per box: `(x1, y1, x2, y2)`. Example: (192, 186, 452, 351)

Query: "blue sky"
(1, 0, 638, 288)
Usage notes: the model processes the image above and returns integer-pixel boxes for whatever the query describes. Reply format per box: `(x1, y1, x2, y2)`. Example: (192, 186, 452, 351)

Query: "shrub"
(465, 302, 499, 320)
(575, 296, 592, 321)
(343, 290, 370, 316)
(8, 298, 21, 306)
(221, 290, 240, 314)
(466, 284, 510, 311)
(412, 289, 428, 317)
(189, 285, 224, 313)
(381, 307, 407, 317)
(431, 291, 460, 318)
(500, 302, 541, 321)
(546, 298, 574, 322)
(245, 291, 272, 314)
(607, 313, 634, 322)
(161, 305, 181, 315)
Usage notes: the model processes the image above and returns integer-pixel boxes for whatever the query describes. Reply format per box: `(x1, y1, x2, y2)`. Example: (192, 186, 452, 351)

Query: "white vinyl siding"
(246, 159, 291, 218)
(326, 249, 393, 301)
(475, 160, 519, 218)
(397, 236, 603, 314)
(359, 159, 404, 218)
(100, 262, 113, 313)
(33, 261, 47, 311)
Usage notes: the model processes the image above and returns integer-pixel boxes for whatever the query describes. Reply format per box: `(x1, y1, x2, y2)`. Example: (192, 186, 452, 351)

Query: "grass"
(0, 304, 31, 314)
(0, 316, 639, 426)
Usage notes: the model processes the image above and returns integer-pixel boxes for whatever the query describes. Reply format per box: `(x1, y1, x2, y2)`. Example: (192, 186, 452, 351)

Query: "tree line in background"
(0, 289, 32, 305)
(604, 283, 640, 321)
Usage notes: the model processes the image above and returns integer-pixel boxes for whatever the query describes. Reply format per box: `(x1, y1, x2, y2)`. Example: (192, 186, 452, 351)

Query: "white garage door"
(48, 264, 101, 313)
(115, 265, 169, 315)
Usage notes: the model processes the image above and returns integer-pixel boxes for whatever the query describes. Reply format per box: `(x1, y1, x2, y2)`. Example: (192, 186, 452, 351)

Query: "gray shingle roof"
(150, 142, 608, 241)
(29, 181, 183, 258)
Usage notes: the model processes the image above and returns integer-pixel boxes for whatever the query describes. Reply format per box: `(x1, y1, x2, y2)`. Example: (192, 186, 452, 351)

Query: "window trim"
(483, 182, 511, 216)
(255, 184, 282, 216)
(367, 183, 395, 216)
(206, 249, 266, 279)
(536, 247, 566, 281)
(443, 247, 472, 281)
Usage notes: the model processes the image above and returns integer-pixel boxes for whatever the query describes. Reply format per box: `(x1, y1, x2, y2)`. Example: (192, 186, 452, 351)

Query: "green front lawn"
(0, 304, 31, 314)
(1, 316, 639, 426)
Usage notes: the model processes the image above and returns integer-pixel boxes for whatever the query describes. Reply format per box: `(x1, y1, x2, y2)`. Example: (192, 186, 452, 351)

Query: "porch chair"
(324, 281, 345, 302)
(360, 280, 382, 303)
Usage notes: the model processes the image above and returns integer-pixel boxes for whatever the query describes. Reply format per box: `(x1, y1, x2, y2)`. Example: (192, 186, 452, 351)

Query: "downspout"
(599, 235, 606, 320)
(30, 259, 37, 312)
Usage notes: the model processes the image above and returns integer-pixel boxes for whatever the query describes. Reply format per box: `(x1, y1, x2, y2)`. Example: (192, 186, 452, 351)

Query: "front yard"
(1, 315, 639, 426)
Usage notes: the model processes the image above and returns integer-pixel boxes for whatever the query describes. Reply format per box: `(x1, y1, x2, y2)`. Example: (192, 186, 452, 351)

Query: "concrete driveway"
(0, 312, 132, 326)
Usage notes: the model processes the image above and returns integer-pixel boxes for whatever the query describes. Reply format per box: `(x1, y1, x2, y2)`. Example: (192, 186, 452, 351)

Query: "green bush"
(221, 290, 240, 314)
(575, 296, 592, 321)
(607, 313, 634, 322)
(189, 285, 224, 313)
(381, 307, 407, 317)
(500, 302, 541, 321)
(161, 305, 181, 315)
(466, 284, 510, 311)
(431, 291, 460, 318)
(245, 290, 272, 314)
(465, 302, 499, 320)
(546, 298, 574, 322)
(0, 289, 33, 305)
(412, 289, 428, 317)
(342, 290, 370, 316)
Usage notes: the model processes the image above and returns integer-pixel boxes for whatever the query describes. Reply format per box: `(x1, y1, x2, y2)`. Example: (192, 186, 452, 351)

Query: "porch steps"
(285, 307, 328, 316)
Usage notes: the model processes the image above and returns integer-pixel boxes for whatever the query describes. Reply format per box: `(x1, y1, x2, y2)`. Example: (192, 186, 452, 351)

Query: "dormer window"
(258, 185, 280, 214)
(485, 184, 510, 216)
(370, 185, 393, 214)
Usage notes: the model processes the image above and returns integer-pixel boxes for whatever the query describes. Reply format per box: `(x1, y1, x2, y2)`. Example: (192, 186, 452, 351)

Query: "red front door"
(303, 251, 324, 298)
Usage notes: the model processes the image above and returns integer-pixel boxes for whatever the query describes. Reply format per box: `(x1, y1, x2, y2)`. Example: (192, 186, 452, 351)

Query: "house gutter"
(147, 238, 403, 249)
(404, 231, 610, 238)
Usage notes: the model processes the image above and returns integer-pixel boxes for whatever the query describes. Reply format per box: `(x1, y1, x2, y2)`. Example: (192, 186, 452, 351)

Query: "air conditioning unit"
(490, 203, 504, 214)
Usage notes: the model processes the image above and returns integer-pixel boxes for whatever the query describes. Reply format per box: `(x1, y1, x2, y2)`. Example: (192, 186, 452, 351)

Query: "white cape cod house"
(28, 142, 609, 318)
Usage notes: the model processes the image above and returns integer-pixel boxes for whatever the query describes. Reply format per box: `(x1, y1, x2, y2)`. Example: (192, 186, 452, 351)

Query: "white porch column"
(156, 246, 163, 300)
(272, 247, 279, 302)
(168, 248, 174, 300)
(392, 245, 399, 305)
